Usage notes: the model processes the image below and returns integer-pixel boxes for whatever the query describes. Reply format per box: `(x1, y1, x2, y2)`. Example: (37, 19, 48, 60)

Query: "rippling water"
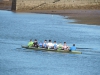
(0, 10, 100, 75)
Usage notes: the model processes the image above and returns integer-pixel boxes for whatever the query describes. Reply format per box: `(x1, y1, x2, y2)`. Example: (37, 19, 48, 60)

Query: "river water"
(0, 10, 100, 75)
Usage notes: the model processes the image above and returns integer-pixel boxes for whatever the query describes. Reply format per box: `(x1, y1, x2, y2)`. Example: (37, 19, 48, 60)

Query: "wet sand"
(0, 1, 100, 25)
(58, 10, 100, 25)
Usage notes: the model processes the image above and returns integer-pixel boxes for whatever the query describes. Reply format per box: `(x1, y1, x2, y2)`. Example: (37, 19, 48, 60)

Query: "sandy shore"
(0, 1, 100, 25)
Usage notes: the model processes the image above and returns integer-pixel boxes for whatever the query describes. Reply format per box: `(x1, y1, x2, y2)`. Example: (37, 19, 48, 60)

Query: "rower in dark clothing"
(33, 39, 38, 48)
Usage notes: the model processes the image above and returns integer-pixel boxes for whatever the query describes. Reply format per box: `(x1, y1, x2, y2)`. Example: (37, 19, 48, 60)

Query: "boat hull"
(21, 46, 82, 54)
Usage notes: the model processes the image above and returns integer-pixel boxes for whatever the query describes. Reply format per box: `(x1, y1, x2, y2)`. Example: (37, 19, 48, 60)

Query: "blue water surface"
(0, 10, 100, 75)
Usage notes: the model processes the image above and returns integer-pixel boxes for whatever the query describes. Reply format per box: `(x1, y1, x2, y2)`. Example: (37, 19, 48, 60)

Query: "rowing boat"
(21, 45, 82, 54)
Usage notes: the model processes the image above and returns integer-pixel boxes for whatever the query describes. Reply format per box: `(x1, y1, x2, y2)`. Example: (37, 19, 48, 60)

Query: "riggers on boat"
(21, 46, 82, 54)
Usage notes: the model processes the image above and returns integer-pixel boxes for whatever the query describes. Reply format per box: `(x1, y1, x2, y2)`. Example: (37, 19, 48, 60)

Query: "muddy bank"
(58, 10, 100, 25)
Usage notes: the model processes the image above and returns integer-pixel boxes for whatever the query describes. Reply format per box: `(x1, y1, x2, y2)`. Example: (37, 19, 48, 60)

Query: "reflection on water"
(0, 10, 100, 75)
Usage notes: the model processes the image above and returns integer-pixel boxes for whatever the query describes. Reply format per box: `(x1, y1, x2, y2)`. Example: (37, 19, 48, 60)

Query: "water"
(0, 10, 100, 75)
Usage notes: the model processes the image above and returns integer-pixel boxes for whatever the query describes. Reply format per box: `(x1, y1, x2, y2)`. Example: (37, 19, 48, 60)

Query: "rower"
(62, 42, 70, 50)
(28, 39, 33, 47)
(42, 40, 48, 48)
(39, 42, 43, 48)
(47, 40, 53, 49)
(33, 39, 38, 48)
(70, 44, 76, 51)
(53, 41, 58, 49)
(57, 42, 63, 50)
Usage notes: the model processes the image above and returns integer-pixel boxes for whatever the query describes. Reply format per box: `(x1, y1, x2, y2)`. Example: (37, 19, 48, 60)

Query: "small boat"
(21, 45, 82, 54)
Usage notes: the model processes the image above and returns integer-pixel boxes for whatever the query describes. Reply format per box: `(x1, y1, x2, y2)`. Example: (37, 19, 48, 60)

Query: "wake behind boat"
(21, 45, 82, 54)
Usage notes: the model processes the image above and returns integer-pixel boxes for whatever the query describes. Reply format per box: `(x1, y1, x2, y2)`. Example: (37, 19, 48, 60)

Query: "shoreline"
(1, 9, 100, 25)
(16, 9, 100, 25)
(0, 0, 100, 26)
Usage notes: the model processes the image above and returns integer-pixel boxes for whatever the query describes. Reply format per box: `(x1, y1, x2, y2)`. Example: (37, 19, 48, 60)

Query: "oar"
(16, 48, 22, 49)
(76, 47, 92, 49)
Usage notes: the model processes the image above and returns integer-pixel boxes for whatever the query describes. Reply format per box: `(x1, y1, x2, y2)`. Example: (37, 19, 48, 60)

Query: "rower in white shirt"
(47, 40, 53, 49)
